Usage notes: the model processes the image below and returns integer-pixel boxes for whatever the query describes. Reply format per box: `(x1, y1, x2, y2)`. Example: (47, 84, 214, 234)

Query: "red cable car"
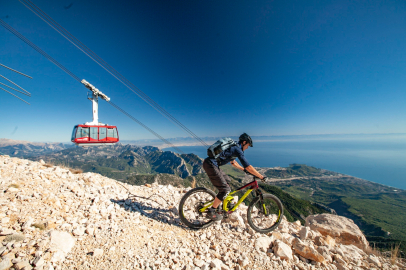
(71, 124, 119, 145)
(71, 80, 119, 147)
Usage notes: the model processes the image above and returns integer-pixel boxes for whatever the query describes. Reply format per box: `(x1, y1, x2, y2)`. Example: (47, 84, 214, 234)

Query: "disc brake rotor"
(195, 202, 205, 216)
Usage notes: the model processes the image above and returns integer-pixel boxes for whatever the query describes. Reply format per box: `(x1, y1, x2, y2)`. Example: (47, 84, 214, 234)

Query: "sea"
(164, 134, 406, 190)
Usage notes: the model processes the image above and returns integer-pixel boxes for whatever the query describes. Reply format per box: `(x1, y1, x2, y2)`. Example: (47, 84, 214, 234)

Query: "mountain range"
(29, 144, 204, 180)
(0, 138, 73, 157)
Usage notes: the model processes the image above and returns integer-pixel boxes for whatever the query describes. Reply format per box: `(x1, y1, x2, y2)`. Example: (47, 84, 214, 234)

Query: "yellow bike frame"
(199, 178, 261, 214)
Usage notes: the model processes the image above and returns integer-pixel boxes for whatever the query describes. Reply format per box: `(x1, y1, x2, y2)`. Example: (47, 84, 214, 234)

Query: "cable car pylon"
(71, 80, 119, 147)
(1, 19, 185, 154)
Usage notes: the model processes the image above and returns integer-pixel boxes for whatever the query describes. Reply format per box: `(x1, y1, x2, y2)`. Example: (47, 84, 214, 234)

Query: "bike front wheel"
(178, 187, 217, 230)
(247, 194, 284, 234)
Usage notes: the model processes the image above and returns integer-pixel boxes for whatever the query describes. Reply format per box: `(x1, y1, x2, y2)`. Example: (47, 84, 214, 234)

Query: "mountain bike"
(178, 172, 284, 233)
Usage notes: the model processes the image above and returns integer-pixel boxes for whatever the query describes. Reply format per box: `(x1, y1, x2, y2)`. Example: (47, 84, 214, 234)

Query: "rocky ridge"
(0, 140, 69, 158)
(0, 155, 404, 270)
(31, 144, 203, 179)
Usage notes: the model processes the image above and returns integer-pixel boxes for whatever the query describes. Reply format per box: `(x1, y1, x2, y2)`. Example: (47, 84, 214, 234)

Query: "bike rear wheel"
(247, 194, 284, 234)
(178, 187, 217, 230)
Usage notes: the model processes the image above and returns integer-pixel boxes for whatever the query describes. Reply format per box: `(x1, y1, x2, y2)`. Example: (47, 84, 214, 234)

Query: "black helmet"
(239, 133, 253, 147)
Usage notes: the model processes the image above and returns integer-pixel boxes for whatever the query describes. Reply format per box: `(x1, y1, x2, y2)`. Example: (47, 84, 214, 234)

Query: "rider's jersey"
(209, 142, 251, 168)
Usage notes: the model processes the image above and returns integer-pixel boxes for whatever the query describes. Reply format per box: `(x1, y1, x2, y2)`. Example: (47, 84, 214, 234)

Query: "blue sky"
(1, 0, 406, 143)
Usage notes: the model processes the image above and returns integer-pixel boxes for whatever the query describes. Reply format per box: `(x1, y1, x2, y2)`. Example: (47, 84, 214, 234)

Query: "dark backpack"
(207, 137, 237, 160)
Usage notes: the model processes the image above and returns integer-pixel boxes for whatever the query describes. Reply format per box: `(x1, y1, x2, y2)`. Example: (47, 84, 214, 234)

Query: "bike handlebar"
(244, 169, 267, 182)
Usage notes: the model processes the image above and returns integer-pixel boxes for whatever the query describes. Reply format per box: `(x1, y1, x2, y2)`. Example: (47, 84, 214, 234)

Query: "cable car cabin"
(71, 125, 119, 147)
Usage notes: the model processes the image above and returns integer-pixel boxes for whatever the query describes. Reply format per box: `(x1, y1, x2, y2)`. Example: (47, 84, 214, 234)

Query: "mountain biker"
(203, 133, 266, 221)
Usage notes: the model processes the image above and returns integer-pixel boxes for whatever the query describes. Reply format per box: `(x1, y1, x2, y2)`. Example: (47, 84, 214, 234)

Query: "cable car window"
(82, 127, 89, 138)
(71, 127, 78, 141)
(90, 127, 98, 140)
(107, 128, 114, 138)
(76, 127, 89, 138)
(99, 128, 107, 140)
(107, 128, 118, 139)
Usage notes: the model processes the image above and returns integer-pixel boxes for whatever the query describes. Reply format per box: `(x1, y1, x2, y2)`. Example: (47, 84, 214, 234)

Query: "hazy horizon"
(2, 132, 405, 145)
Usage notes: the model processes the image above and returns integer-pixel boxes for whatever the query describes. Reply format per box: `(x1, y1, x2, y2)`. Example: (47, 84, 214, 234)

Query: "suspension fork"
(256, 189, 268, 215)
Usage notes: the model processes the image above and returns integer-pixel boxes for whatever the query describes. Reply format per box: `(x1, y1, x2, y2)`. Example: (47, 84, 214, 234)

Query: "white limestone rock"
(7, 187, 19, 193)
(48, 230, 75, 263)
(0, 258, 13, 270)
(228, 212, 245, 227)
(32, 255, 45, 267)
(210, 258, 228, 270)
(93, 248, 103, 257)
(22, 217, 34, 230)
(299, 226, 309, 240)
(254, 236, 274, 252)
(367, 254, 381, 267)
(14, 260, 31, 270)
(292, 238, 325, 263)
(72, 226, 85, 236)
(306, 214, 369, 250)
(0, 228, 14, 235)
(85, 226, 94, 236)
(273, 240, 293, 261)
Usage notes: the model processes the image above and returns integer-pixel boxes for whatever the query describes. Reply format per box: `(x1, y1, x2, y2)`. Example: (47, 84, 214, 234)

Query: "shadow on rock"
(110, 197, 188, 229)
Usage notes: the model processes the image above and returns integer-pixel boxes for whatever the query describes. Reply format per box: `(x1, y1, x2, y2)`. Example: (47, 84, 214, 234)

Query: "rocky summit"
(0, 155, 404, 270)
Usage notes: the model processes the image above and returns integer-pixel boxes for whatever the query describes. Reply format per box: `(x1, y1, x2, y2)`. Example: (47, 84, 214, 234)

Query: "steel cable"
(107, 101, 187, 155)
(0, 63, 33, 79)
(0, 81, 31, 97)
(0, 86, 30, 105)
(0, 19, 81, 83)
(19, 0, 209, 147)
(1, 18, 205, 176)
(0, 74, 31, 96)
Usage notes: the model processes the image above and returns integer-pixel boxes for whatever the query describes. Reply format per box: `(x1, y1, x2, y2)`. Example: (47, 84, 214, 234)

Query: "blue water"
(164, 134, 406, 190)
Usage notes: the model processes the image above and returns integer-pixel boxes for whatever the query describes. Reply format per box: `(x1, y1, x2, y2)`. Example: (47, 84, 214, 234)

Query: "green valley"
(264, 165, 406, 256)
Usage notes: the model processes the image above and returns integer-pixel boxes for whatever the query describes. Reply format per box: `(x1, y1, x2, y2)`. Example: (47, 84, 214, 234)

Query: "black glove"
(261, 176, 268, 182)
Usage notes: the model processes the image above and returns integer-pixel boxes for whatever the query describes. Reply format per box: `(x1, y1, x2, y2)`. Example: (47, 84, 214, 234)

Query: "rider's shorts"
(203, 157, 231, 201)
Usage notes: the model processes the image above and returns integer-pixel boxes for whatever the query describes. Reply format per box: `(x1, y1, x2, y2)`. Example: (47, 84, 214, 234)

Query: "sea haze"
(164, 134, 406, 190)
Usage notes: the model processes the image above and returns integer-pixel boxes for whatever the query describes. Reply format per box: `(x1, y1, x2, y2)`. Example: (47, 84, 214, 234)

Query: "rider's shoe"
(206, 207, 223, 221)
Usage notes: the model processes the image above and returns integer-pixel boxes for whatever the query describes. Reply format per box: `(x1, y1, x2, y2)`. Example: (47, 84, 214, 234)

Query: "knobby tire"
(247, 194, 284, 233)
(178, 187, 217, 230)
